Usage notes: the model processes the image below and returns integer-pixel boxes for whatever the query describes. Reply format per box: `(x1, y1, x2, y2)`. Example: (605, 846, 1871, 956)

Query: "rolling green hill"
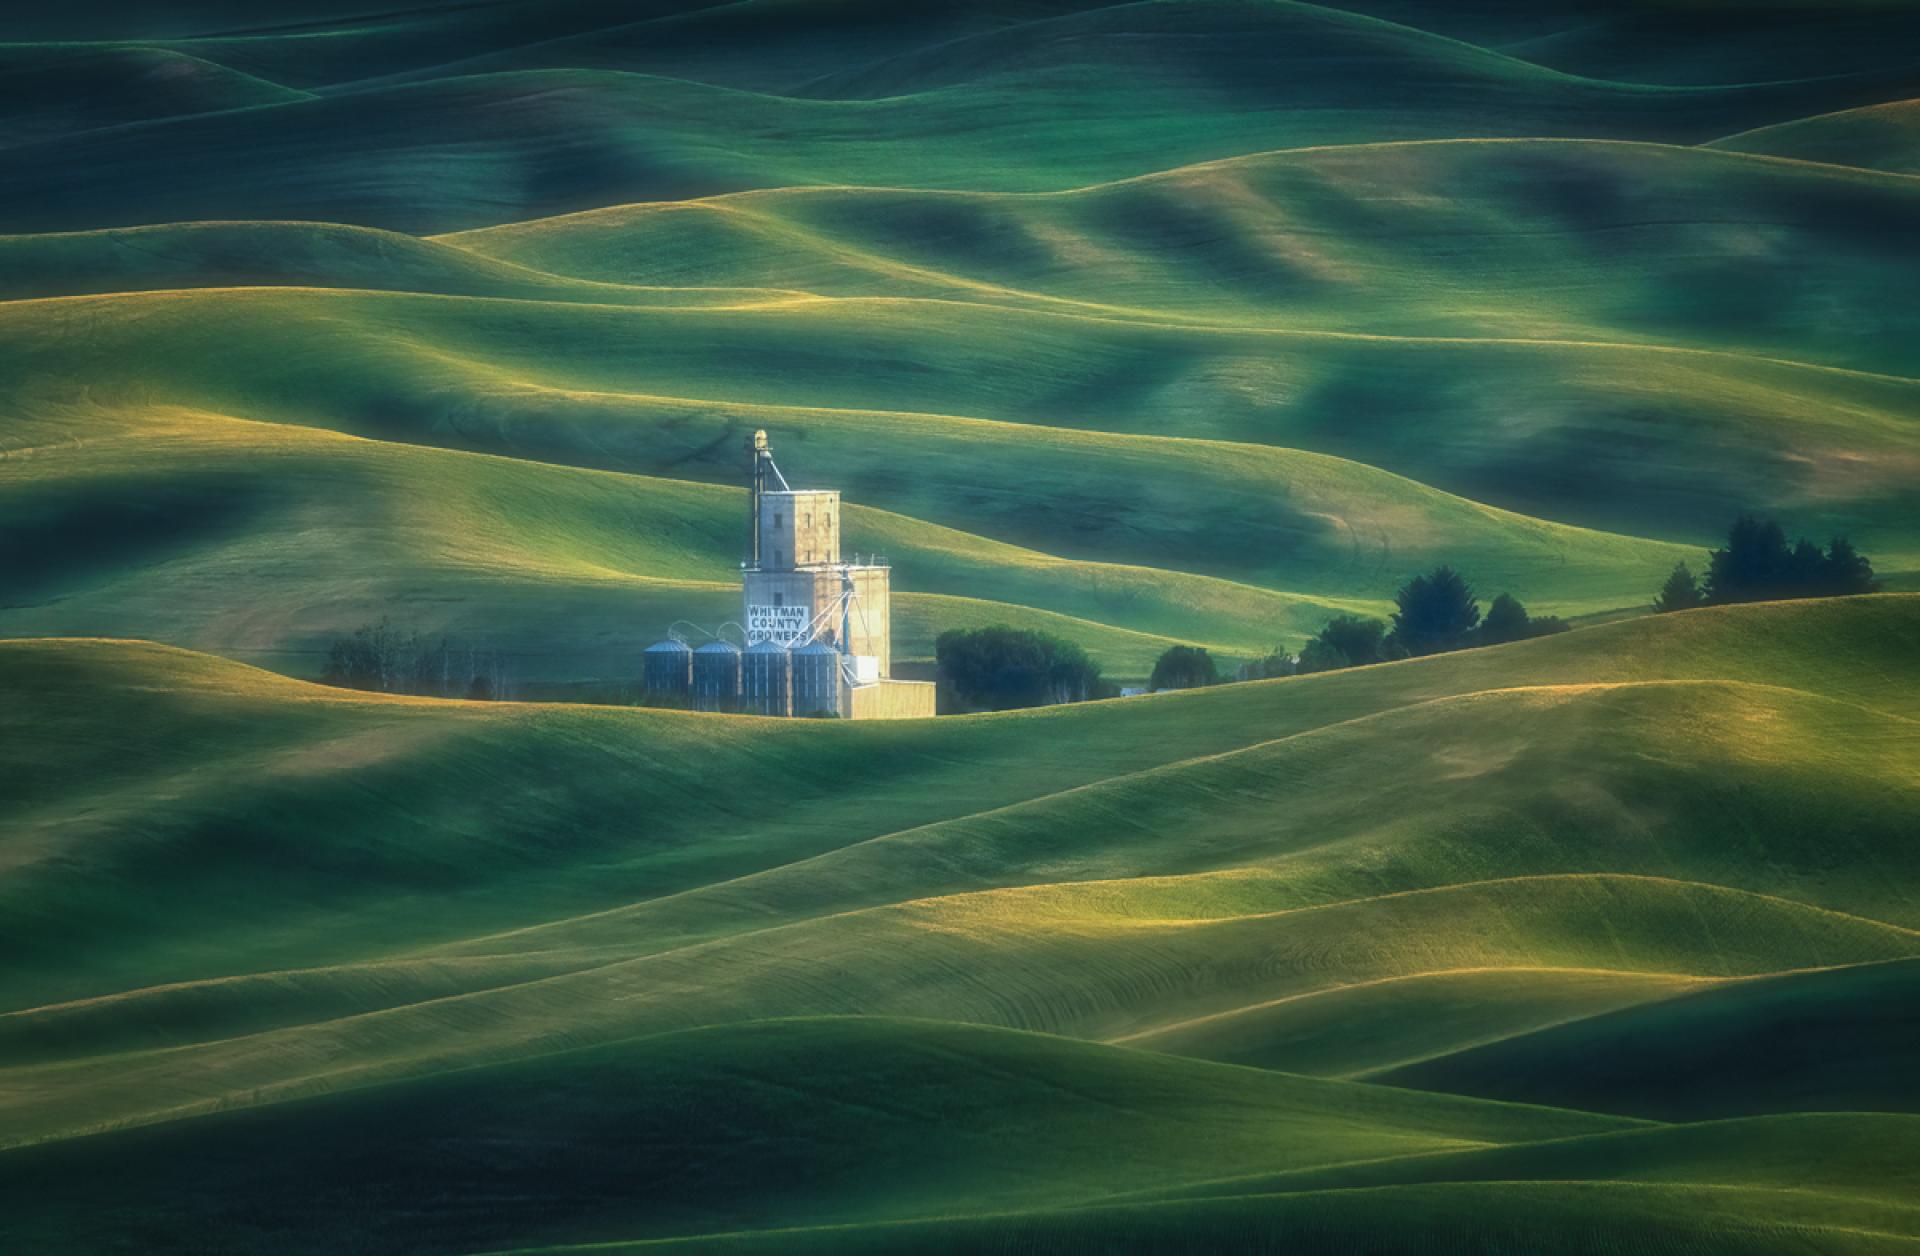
(448, 140, 1920, 361)
(0, 219, 803, 305)
(1715, 98, 1920, 176)
(8, 596, 1908, 1014)
(4, 0, 1918, 1249)
(1, 598, 1917, 1250)
(344, 0, 1109, 95)
(4, 282, 1911, 621)
(0, 399, 1383, 677)
(516, 1184, 1920, 1256)
(4, 137, 1916, 657)
(1341, 0, 1920, 86)
(2, 22, 1915, 687)
(5, 3, 1917, 236)
(0, 1, 757, 86)
(17, 0, 1918, 101)
(0, 1017, 1642, 1253)
(1380, 957, 1920, 1120)
(796, 0, 1916, 122)
(1141, 1111, 1920, 1212)
(0, 45, 310, 147)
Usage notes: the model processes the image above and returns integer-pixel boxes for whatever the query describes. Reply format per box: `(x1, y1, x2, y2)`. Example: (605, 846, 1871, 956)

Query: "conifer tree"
(1823, 536, 1879, 596)
(1478, 592, 1533, 644)
(1704, 515, 1790, 604)
(1786, 538, 1828, 598)
(1389, 565, 1481, 655)
(1653, 562, 1703, 613)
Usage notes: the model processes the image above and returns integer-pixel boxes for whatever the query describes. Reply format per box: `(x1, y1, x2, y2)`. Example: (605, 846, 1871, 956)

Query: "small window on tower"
(774, 512, 782, 528)
(775, 550, 784, 567)
(773, 593, 784, 607)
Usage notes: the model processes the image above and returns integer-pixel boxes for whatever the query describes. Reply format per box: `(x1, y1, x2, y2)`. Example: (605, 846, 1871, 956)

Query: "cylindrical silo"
(790, 640, 841, 718)
(691, 640, 742, 712)
(741, 640, 792, 717)
(642, 639, 692, 702)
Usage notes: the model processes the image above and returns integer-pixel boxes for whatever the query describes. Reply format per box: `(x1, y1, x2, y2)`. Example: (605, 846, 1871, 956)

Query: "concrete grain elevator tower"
(734, 431, 932, 718)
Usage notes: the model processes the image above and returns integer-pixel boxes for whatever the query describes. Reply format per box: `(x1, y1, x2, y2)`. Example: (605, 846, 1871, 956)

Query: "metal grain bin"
(791, 640, 842, 718)
(741, 640, 792, 717)
(691, 640, 742, 712)
(642, 639, 692, 700)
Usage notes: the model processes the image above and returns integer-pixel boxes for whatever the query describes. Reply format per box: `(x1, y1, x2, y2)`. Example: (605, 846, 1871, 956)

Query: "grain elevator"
(644, 431, 935, 719)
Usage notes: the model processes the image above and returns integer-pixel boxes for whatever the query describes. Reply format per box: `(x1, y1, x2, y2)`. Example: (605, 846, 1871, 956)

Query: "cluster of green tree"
(1655, 516, 1878, 612)
(936, 518, 1881, 709)
(321, 619, 514, 699)
(934, 625, 1114, 712)
(1206, 567, 1566, 686)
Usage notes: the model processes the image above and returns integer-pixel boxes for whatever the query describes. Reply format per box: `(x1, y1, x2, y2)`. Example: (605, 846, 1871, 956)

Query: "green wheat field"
(4, 2, 1920, 1252)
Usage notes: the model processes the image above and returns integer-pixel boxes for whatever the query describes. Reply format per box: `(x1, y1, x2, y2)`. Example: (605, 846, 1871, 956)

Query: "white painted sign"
(747, 604, 810, 645)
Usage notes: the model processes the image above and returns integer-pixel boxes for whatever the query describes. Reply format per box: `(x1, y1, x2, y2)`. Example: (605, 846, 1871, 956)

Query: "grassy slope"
(342, 0, 1107, 95)
(6, 233, 1914, 571)
(798, 0, 1915, 122)
(0, 2, 510, 41)
(3, 3, 1915, 235)
(1380, 957, 1920, 1120)
(0, 1, 744, 86)
(1, 599, 1914, 1140)
(6, 595, 1912, 987)
(7, 871, 1910, 1147)
(368, 0, 1906, 101)
(0, 1016, 1640, 1254)
(448, 668, 1920, 964)
(0, 219, 803, 305)
(0, 45, 310, 148)
(5, 289, 1744, 686)
(3, 1036, 1916, 1255)
(517, 1185, 1920, 1256)
(1119, 967, 1713, 1077)
(448, 140, 1920, 377)
(1141, 1112, 1920, 1212)
(2, 600, 1918, 1248)
(1340, 0, 1920, 86)
(3, 26, 1915, 690)
(1714, 98, 1920, 177)
(3, 3, 1918, 1249)
(15, 0, 1916, 96)
(16, 278, 1916, 558)
(0, 402, 1360, 675)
